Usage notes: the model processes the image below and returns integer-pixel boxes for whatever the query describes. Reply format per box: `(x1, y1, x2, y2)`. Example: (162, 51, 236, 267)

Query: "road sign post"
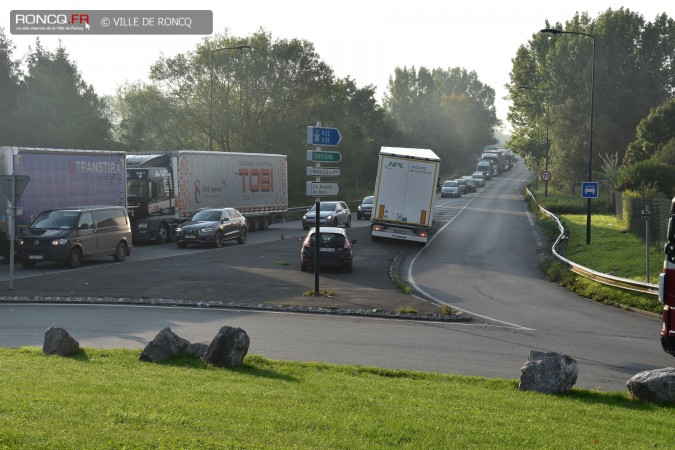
(306, 123, 343, 295)
(642, 205, 651, 283)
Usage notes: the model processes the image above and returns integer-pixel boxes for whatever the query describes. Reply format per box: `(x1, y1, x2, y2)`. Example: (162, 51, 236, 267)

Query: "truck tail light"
(418, 231, 428, 238)
(372, 225, 383, 232)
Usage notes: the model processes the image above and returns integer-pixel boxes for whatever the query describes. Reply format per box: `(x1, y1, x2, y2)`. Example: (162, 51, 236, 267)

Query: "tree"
(507, 9, 674, 190)
(12, 41, 112, 148)
(624, 98, 675, 165)
(383, 66, 498, 175)
(0, 28, 20, 145)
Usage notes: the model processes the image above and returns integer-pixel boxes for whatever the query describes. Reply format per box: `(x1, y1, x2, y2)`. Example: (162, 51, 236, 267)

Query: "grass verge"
(0, 348, 673, 448)
(528, 186, 663, 314)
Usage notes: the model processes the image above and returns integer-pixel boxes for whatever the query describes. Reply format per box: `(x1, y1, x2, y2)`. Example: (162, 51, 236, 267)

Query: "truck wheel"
(345, 263, 352, 273)
(113, 242, 127, 262)
(259, 217, 269, 231)
(21, 260, 37, 268)
(214, 232, 224, 248)
(237, 227, 248, 244)
(157, 223, 170, 244)
(67, 248, 82, 268)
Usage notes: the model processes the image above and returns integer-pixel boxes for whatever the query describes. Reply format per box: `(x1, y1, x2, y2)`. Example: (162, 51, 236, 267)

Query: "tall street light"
(519, 85, 550, 197)
(541, 28, 595, 244)
(209, 44, 251, 152)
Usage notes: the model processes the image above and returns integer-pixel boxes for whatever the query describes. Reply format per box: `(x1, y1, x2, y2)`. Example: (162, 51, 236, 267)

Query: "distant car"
(441, 180, 461, 198)
(302, 201, 351, 230)
(300, 226, 356, 273)
(471, 172, 486, 187)
(460, 176, 477, 192)
(357, 195, 374, 220)
(175, 208, 247, 248)
(455, 178, 468, 194)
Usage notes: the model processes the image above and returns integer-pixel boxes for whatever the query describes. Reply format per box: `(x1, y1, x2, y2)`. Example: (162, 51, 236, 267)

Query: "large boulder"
(626, 367, 675, 404)
(203, 326, 250, 368)
(519, 350, 578, 393)
(43, 327, 79, 356)
(139, 327, 190, 362)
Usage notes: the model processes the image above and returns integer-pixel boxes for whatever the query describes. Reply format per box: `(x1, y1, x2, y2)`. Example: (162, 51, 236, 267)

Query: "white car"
(471, 172, 486, 187)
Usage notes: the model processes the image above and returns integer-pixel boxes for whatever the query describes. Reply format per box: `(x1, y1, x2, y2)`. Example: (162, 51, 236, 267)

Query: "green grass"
(528, 185, 663, 313)
(0, 348, 672, 449)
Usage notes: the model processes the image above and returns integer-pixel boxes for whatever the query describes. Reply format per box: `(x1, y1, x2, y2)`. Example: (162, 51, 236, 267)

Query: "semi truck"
(371, 147, 440, 245)
(126, 151, 288, 243)
(0, 146, 127, 257)
(481, 150, 503, 175)
(659, 197, 675, 356)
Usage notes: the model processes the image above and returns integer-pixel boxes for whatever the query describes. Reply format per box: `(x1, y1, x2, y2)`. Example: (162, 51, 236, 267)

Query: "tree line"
(0, 29, 499, 206)
(507, 8, 675, 199)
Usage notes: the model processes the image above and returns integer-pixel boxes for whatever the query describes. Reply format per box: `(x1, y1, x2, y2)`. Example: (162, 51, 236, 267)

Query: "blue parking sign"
(581, 181, 599, 198)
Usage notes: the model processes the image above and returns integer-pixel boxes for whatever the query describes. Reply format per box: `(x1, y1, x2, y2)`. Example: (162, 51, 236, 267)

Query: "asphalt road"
(0, 163, 671, 392)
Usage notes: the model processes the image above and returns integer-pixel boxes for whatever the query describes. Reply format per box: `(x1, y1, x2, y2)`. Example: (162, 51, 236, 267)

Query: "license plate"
(28, 255, 43, 260)
(184, 235, 196, 239)
(320, 248, 335, 252)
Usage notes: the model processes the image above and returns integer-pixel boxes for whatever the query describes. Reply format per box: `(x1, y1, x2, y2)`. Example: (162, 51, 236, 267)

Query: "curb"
(0, 295, 472, 323)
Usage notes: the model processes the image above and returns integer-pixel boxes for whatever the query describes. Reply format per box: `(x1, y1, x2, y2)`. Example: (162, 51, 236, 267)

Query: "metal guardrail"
(525, 187, 659, 297)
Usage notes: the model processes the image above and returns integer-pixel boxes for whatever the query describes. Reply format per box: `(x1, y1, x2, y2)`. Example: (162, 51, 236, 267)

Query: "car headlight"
(358, 206, 362, 211)
(302, 215, 307, 220)
(51, 239, 69, 246)
(325, 215, 333, 220)
(137, 223, 148, 229)
(176, 227, 182, 233)
(201, 227, 213, 233)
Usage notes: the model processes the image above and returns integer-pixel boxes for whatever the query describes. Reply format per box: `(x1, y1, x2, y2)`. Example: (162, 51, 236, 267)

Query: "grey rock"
(626, 367, 675, 404)
(42, 327, 80, 356)
(519, 350, 578, 393)
(186, 342, 209, 358)
(139, 327, 190, 362)
(203, 326, 250, 368)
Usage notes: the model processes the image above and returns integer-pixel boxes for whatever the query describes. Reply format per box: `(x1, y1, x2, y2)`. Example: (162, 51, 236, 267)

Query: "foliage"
(115, 30, 392, 205)
(1, 349, 673, 448)
(624, 98, 675, 165)
(384, 66, 499, 173)
(0, 28, 20, 146)
(8, 39, 113, 149)
(618, 160, 675, 198)
(507, 9, 674, 188)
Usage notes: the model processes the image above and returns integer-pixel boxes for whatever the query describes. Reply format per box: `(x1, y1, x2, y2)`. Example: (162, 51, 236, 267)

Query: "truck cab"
(659, 197, 675, 356)
(126, 154, 176, 243)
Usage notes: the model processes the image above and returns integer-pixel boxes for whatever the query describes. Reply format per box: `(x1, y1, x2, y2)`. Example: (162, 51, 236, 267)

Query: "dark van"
(17, 206, 132, 268)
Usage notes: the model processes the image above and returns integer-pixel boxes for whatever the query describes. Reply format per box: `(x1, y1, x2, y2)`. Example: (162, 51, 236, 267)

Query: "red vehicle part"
(659, 198, 675, 356)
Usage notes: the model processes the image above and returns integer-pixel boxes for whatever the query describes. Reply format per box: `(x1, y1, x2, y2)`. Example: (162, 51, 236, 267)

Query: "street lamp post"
(209, 44, 251, 152)
(541, 28, 595, 244)
(519, 85, 550, 197)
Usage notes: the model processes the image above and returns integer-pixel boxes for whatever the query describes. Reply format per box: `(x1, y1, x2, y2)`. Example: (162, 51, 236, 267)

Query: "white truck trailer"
(126, 151, 288, 243)
(371, 147, 440, 245)
(0, 146, 127, 257)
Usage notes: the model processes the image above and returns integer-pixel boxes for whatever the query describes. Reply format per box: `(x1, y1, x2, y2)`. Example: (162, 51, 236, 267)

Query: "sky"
(2, 1, 672, 134)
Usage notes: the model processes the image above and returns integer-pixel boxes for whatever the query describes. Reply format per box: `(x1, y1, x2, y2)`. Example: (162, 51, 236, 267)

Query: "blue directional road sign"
(307, 126, 342, 146)
(581, 181, 599, 199)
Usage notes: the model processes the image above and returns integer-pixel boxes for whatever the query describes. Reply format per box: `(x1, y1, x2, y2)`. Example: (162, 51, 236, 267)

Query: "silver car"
(441, 180, 461, 198)
(471, 172, 486, 187)
(302, 201, 352, 230)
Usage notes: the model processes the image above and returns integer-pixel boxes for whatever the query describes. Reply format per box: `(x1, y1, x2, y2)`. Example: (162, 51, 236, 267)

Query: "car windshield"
(309, 203, 338, 212)
(443, 181, 458, 187)
(31, 211, 79, 230)
(191, 210, 221, 222)
(362, 196, 373, 205)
